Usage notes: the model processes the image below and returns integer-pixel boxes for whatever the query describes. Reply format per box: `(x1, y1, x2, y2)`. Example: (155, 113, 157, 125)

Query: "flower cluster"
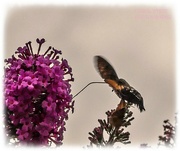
(140, 117, 176, 148)
(158, 119, 176, 148)
(88, 100, 134, 147)
(4, 38, 74, 146)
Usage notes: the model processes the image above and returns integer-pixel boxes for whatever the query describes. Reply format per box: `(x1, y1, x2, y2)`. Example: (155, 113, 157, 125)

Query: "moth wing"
(94, 56, 119, 80)
(105, 79, 121, 90)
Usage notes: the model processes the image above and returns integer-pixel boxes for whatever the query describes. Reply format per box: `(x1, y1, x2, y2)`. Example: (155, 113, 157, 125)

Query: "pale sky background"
(3, 6, 176, 148)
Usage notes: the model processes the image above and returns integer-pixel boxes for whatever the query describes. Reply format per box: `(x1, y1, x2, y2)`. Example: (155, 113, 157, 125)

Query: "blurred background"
(4, 6, 175, 147)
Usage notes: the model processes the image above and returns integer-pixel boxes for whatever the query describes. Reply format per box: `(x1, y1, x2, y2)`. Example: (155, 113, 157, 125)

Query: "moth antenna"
(72, 82, 106, 99)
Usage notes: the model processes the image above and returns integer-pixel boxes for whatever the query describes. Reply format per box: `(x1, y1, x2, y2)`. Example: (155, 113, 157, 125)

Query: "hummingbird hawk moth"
(94, 55, 145, 112)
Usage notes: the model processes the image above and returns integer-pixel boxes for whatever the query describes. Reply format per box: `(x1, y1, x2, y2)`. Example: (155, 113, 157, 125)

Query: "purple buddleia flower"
(4, 38, 74, 146)
(88, 101, 133, 147)
(158, 118, 176, 148)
